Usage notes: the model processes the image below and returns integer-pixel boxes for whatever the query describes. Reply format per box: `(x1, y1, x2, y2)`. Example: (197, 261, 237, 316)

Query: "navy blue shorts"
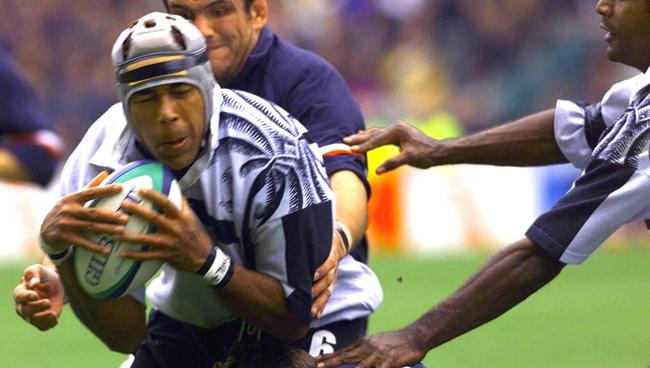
(131, 309, 370, 368)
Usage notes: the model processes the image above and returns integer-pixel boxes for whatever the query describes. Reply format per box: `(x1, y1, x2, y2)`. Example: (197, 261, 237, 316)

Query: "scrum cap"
(111, 12, 215, 126)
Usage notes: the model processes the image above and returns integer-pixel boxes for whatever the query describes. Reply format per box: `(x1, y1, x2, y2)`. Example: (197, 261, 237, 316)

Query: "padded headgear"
(111, 12, 216, 127)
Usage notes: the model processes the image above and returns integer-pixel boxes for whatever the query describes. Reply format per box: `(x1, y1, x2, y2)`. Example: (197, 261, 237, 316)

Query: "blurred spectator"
(0, 48, 62, 186)
(0, 0, 630, 153)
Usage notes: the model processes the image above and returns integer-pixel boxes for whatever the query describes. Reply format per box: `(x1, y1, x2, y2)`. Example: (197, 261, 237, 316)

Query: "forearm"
(0, 149, 30, 182)
(57, 257, 145, 353)
(444, 109, 567, 166)
(412, 238, 564, 350)
(329, 170, 368, 251)
(218, 264, 310, 342)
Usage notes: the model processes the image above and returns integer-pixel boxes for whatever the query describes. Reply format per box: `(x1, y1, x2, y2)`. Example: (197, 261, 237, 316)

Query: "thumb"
(23, 265, 42, 289)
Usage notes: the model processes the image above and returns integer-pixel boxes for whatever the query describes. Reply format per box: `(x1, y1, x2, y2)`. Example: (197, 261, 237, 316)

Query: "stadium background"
(1, 0, 648, 366)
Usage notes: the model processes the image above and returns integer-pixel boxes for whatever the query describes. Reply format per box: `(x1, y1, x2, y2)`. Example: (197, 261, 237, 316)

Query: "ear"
(249, 0, 268, 31)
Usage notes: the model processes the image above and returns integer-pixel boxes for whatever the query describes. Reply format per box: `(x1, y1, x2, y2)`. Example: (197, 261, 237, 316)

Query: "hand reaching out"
(344, 121, 441, 174)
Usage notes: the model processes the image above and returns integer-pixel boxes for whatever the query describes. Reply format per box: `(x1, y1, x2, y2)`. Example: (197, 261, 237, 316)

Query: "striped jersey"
(527, 68, 650, 264)
(60, 86, 382, 328)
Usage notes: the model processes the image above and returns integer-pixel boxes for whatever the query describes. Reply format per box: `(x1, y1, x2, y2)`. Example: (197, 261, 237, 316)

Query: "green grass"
(2, 248, 649, 367)
(370, 248, 650, 367)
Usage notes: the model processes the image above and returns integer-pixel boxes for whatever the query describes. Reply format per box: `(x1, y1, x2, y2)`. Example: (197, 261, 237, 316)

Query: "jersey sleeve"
(526, 159, 650, 264)
(554, 74, 641, 169)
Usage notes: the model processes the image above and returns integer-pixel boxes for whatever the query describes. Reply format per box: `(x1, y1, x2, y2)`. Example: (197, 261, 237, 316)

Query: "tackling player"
(34, 13, 381, 367)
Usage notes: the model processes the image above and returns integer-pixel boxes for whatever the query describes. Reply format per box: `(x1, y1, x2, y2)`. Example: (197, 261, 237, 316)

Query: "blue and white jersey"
(527, 67, 650, 264)
(59, 86, 382, 329)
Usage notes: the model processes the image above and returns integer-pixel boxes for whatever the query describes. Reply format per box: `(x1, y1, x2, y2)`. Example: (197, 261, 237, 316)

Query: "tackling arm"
(346, 108, 568, 174)
(412, 238, 564, 350)
(444, 109, 567, 166)
(329, 170, 368, 254)
(310, 170, 368, 318)
(318, 238, 565, 367)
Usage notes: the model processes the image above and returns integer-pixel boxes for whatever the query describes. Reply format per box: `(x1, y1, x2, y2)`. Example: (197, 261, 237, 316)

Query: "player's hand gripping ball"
(73, 160, 181, 298)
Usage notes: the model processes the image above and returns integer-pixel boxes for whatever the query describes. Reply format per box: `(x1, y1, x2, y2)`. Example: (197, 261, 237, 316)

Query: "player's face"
(128, 83, 205, 171)
(166, 0, 267, 86)
(596, 0, 650, 71)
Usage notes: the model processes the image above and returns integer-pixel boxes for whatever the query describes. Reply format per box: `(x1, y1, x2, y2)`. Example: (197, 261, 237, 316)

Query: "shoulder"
(79, 103, 127, 151)
(60, 103, 127, 194)
(266, 32, 343, 83)
(219, 89, 305, 140)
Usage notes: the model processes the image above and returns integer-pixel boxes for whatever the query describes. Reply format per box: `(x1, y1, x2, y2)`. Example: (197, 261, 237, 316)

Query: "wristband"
(196, 246, 234, 289)
(38, 236, 72, 266)
(334, 221, 352, 255)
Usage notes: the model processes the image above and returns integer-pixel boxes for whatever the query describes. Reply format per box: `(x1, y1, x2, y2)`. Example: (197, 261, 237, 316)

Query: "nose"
(193, 13, 214, 40)
(595, 0, 612, 17)
(157, 94, 178, 124)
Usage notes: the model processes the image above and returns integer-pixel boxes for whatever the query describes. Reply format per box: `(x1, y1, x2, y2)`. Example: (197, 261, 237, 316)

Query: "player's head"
(213, 341, 316, 368)
(596, 0, 650, 71)
(162, 0, 268, 86)
(112, 12, 216, 170)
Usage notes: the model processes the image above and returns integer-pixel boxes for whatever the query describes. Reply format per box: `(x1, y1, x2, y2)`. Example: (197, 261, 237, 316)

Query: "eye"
(131, 94, 157, 104)
(208, 9, 226, 17)
(207, 5, 232, 18)
(170, 84, 194, 96)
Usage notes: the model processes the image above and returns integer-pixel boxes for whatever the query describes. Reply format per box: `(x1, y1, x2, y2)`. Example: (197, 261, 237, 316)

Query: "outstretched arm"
(345, 109, 566, 174)
(318, 238, 564, 368)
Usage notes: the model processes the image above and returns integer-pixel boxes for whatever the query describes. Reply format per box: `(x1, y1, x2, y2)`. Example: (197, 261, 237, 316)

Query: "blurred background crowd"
(0, 0, 635, 151)
(0, 0, 645, 253)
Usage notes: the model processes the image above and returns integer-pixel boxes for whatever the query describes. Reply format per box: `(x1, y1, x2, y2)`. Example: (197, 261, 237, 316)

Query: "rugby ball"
(73, 160, 182, 299)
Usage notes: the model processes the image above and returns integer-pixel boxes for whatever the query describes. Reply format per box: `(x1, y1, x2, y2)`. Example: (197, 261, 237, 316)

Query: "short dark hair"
(214, 341, 316, 368)
(162, 0, 254, 13)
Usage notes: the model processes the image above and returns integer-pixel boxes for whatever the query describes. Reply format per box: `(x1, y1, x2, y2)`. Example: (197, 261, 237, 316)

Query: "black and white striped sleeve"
(554, 75, 641, 170)
(526, 159, 650, 264)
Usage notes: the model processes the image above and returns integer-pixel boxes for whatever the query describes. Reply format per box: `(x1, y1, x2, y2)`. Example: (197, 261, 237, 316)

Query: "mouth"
(161, 136, 189, 150)
(600, 23, 615, 41)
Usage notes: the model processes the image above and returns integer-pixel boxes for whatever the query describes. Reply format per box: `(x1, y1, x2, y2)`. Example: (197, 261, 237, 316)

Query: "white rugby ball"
(73, 160, 181, 299)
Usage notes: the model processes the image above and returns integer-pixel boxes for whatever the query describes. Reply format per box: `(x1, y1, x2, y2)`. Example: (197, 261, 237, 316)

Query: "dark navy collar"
(225, 27, 273, 88)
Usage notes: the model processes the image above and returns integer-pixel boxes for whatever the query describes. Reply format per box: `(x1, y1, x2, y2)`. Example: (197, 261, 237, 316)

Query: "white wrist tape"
(38, 236, 72, 266)
(196, 246, 234, 288)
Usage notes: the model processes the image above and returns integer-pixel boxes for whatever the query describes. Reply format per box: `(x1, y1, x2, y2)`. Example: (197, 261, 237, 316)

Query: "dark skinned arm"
(318, 238, 564, 368)
(345, 109, 567, 174)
